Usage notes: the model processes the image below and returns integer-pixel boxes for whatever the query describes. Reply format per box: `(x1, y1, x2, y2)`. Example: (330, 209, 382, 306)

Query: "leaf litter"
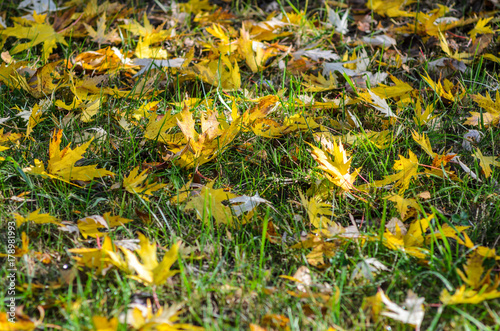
(1, 0, 499, 329)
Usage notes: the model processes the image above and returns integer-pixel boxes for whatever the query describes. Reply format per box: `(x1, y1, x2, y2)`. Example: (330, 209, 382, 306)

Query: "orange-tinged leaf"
(0, 306, 44, 331)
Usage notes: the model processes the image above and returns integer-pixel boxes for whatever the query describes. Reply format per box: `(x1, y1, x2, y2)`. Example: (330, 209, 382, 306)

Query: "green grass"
(1, 0, 500, 330)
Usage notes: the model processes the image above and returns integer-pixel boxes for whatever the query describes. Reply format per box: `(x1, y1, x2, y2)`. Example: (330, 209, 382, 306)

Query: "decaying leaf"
(380, 289, 425, 329)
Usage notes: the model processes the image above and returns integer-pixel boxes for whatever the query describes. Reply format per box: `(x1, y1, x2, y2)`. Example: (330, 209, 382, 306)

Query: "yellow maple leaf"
(84, 13, 121, 45)
(440, 285, 500, 305)
(189, 56, 241, 90)
(119, 13, 171, 45)
(468, 17, 494, 42)
(206, 24, 230, 44)
(371, 75, 414, 99)
(13, 99, 50, 138)
(120, 233, 180, 286)
(385, 194, 420, 220)
(123, 166, 168, 200)
(309, 139, 361, 192)
(23, 129, 114, 183)
(177, 0, 215, 14)
(10, 61, 61, 98)
(144, 112, 182, 143)
(473, 148, 500, 178)
(366, 0, 416, 17)
(185, 181, 239, 226)
(0, 232, 29, 258)
(291, 234, 341, 266)
(123, 301, 204, 331)
(411, 131, 436, 158)
(456, 253, 495, 290)
(465, 91, 500, 127)
(374, 150, 419, 193)
(69, 236, 125, 274)
(0, 306, 43, 331)
(413, 99, 437, 126)
(437, 30, 472, 63)
(55, 95, 102, 122)
(0, 129, 22, 146)
(299, 191, 337, 231)
(92, 316, 118, 331)
(14, 209, 60, 227)
(301, 72, 338, 92)
(77, 213, 134, 238)
(2, 13, 67, 61)
(421, 72, 455, 101)
(382, 214, 435, 259)
(238, 27, 278, 73)
(171, 107, 240, 168)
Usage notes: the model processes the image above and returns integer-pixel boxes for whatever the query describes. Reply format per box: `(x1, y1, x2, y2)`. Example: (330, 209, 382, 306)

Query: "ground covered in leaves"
(1, 0, 500, 329)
